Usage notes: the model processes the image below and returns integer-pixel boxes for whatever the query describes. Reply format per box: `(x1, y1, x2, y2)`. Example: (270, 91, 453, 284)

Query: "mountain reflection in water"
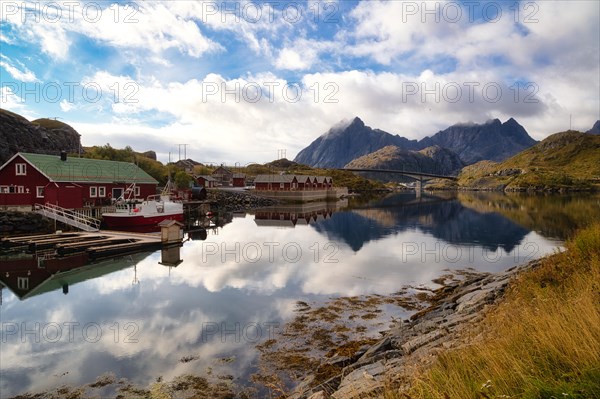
(1, 192, 598, 397)
(311, 193, 530, 252)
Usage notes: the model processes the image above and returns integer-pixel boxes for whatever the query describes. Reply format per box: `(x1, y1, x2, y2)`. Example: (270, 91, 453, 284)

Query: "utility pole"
(177, 144, 189, 161)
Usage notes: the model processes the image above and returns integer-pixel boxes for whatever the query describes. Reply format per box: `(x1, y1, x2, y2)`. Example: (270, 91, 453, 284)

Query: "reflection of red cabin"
(0, 251, 150, 300)
(232, 173, 246, 187)
(0, 152, 158, 209)
(0, 253, 90, 300)
(254, 175, 333, 191)
(254, 208, 333, 227)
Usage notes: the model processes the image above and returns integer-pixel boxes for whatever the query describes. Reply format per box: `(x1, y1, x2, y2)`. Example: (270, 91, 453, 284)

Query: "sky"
(1, 0, 599, 165)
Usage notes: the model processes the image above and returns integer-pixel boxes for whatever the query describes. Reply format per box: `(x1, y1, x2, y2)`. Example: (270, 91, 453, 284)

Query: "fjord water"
(1, 192, 599, 396)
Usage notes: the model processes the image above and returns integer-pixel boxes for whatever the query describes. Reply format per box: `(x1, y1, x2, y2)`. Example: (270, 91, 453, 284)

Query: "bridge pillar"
(415, 178, 423, 197)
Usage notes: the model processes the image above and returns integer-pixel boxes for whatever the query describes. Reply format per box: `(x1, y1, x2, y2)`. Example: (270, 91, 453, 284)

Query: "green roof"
(19, 153, 158, 184)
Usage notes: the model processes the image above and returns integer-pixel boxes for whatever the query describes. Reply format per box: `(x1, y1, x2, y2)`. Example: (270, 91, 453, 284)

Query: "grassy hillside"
(82, 145, 173, 185)
(0, 107, 29, 122)
(459, 131, 600, 190)
(31, 118, 77, 131)
(406, 222, 600, 398)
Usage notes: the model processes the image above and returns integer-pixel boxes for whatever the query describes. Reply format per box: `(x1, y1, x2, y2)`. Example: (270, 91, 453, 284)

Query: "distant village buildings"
(232, 173, 246, 187)
(211, 166, 233, 186)
(254, 175, 333, 191)
(194, 175, 217, 188)
(208, 166, 246, 187)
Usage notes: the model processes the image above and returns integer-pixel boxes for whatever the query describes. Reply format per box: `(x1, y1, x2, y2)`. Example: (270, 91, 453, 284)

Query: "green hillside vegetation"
(285, 163, 385, 191)
(31, 118, 77, 131)
(459, 131, 600, 190)
(405, 222, 600, 399)
(266, 158, 300, 169)
(82, 144, 186, 187)
(0, 107, 29, 122)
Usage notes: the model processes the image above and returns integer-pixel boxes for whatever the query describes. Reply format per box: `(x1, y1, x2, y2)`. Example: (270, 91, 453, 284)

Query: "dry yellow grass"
(401, 223, 600, 399)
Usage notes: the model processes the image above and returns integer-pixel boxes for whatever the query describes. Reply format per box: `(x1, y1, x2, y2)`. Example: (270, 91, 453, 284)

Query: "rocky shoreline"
(207, 189, 279, 212)
(0, 210, 53, 235)
(288, 260, 541, 399)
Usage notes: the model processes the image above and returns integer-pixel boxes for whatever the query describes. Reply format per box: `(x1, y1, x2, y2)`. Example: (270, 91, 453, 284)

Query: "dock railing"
(34, 203, 101, 232)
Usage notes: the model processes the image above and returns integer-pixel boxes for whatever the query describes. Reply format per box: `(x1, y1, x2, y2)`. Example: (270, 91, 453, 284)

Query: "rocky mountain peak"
(295, 117, 537, 168)
(586, 120, 600, 135)
(0, 109, 82, 164)
(350, 116, 364, 127)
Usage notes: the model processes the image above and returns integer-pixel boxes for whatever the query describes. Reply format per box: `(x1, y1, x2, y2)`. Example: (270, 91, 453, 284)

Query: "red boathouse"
(0, 152, 158, 210)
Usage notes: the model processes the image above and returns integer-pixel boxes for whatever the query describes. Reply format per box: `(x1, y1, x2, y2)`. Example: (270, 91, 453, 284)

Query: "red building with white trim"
(254, 175, 333, 191)
(0, 152, 158, 210)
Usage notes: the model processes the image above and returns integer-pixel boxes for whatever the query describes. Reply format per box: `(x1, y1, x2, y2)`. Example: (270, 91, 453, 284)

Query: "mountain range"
(586, 120, 600, 135)
(294, 117, 538, 168)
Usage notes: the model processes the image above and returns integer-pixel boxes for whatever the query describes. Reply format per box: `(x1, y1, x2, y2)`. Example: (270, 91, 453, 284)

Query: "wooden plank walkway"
(1, 230, 166, 259)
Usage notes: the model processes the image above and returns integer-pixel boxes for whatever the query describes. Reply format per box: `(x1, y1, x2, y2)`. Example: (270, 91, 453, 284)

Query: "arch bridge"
(341, 168, 458, 193)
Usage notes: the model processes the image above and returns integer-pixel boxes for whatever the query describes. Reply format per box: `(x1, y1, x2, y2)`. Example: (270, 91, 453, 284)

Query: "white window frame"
(0, 186, 8, 193)
(17, 186, 24, 193)
(15, 163, 26, 175)
(279, 183, 284, 189)
(98, 186, 106, 197)
(89, 186, 97, 198)
(36, 186, 45, 198)
(134, 186, 140, 197)
(17, 277, 29, 290)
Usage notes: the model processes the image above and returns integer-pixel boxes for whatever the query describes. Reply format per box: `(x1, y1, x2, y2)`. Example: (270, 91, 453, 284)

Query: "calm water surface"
(1, 192, 599, 397)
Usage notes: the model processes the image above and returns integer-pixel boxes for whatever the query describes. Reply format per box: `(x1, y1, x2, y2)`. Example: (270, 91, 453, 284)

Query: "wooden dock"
(1, 230, 168, 259)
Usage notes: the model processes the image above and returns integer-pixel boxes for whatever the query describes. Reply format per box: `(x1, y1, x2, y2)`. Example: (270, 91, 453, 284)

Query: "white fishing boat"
(102, 181, 184, 228)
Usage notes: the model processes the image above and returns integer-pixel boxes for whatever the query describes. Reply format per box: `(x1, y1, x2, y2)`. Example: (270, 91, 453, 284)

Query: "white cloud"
(1, 1, 221, 60)
(0, 55, 40, 82)
(0, 32, 15, 44)
(59, 99, 75, 112)
(344, 0, 599, 83)
(30, 23, 71, 59)
(275, 39, 337, 71)
(1, 0, 597, 161)
(275, 48, 311, 70)
(77, 2, 221, 58)
(63, 55, 598, 164)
